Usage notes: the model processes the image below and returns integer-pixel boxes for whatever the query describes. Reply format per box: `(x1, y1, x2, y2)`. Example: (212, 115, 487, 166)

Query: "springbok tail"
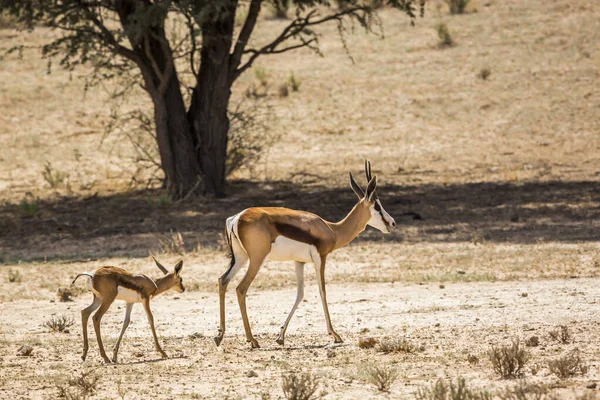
(71, 272, 94, 285)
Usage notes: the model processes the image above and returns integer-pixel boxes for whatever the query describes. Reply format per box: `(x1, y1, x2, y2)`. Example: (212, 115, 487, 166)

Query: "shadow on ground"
(1, 179, 598, 261)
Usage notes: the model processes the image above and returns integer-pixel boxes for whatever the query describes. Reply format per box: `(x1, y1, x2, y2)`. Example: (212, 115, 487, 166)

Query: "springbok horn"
(349, 172, 365, 199)
(365, 159, 372, 182)
(153, 256, 169, 275)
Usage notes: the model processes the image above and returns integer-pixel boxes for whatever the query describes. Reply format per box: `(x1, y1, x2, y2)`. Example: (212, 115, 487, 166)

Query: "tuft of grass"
(270, 0, 290, 19)
(288, 72, 301, 91)
(358, 362, 399, 392)
(44, 314, 75, 333)
(547, 350, 588, 379)
(488, 339, 530, 379)
(8, 268, 22, 283)
(436, 22, 454, 48)
(254, 67, 269, 88)
(157, 230, 186, 255)
(548, 325, 573, 344)
(415, 376, 492, 400)
(444, 0, 470, 14)
(377, 337, 416, 354)
(42, 161, 68, 189)
(477, 68, 491, 80)
(281, 371, 320, 400)
(18, 196, 39, 218)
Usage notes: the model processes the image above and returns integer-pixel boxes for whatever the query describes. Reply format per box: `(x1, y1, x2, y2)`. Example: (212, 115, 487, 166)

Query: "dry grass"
(44, 314, 75, 333)
(377, 337, 418, 353)
(281, 371, 320, 400)
(548, 325, 573, 344)
(357, 362, 400, 392)
(415, 377, 492, 400)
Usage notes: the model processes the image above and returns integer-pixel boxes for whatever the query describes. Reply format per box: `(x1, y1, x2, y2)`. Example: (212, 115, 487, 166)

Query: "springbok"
(72, 258, 185, 363)
(214, 160, 396, 348)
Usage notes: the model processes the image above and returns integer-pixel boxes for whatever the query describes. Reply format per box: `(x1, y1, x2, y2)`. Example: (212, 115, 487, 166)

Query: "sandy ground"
(1, 277, 599, 399)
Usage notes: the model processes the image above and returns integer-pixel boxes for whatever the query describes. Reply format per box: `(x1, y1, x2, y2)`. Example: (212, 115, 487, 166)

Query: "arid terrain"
(0, 0, 599, 398)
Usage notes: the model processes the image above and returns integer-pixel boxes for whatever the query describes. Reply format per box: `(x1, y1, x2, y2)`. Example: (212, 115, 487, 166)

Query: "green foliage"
(436, 22, 454, 47)
(18, 196, 39, 218)
(415, 377, 492, 400)
(444, 0, 470, 14)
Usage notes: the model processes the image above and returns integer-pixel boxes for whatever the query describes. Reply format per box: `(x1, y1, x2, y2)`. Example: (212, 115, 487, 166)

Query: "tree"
(5, 0, 423, 198)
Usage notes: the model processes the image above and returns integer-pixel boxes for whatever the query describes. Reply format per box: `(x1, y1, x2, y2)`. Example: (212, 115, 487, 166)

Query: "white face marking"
(268, 236, 315, 263)
(368, 200, 396, 233)
(116, 287, 143, 303)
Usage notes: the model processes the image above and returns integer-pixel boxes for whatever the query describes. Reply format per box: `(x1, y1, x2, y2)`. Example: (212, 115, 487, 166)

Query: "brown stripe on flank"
(274, 222, 319, 246)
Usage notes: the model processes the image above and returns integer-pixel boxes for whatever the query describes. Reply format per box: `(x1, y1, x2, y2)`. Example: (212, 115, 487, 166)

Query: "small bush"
(278, 83, 289, 98)
(524, 336, 539, 347)
(497, 381, 550, 400)
(18, 197, 39, 218)
(358, 337, 378, 349)
(547, 350, 588, 379)
(358, 363, 399, 392)
(270, 0, 289, 19)
(548, 325, 573, 344)
(157, 230, 186, 255)
(44, 315, 75, 333)
(56, 370, 100, 399)
(444, 0, 470, 14)
(477, 68, 491, 80)
(436, 23, 454, 48)
(377, 337, 416, 354)
(8, 268, 22, 283)
(58, 287, 74, 302)
(488, 339, 530, 378)
(281, 371, 319, 400)
(415, 376, 492, 400)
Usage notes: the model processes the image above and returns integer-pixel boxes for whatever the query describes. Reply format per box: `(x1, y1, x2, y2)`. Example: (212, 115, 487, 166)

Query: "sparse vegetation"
(44, 314, 75, 333)
(157, 230, 186, 255)
(358, 363, 399, 392)
(436, 22, 454, 48)
(279, 83, 290, 98)
(8, 268, 22, 283)
(548, 325, 573, 344)
(58, 287, 75, 302)
(282, 371, 320, 400)
(55, 370, 100, 400)
(478, 68, 491, 80)
(377, 337, 416, 354)
(358, 337, 378, 349)
(18, 196, 39, 218)
(288, 72, 301, 91)
(42, 161, 68, 189)
(496, 381, 551, 400)
(488, 340, 530, 379)
(270, 0, 290, 19)
(547, 350, 588, 379)
(415, 377, 492, 400)
(444, 0, 470, 14)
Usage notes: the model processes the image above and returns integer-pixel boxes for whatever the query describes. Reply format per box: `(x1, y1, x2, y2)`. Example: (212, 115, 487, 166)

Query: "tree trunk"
(187, 5, 236, 198)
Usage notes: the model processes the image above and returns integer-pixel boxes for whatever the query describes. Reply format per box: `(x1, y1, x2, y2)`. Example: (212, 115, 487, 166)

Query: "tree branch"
(229, 0, 263, 81)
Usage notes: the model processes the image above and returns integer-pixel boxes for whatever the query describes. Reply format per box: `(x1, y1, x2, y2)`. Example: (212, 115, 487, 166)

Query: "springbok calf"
(72, 258, 185, 363)
(214, 160, 396, 348)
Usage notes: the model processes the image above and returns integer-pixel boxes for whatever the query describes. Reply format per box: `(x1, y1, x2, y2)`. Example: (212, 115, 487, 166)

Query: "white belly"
(115, 287, 143, 303)
(268, 236, 315, 263)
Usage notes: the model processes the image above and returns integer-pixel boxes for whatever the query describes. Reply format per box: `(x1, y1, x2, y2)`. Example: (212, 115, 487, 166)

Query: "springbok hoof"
(249, 339, 260, 349)
(275, 337, 285, 346)
(214, 335, 224, 347)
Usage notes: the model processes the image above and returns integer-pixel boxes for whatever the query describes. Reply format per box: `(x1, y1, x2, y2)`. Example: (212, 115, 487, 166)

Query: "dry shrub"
(0, 10, 19, 29)
(436, 23, 454, 48)
(488, 339, 530, 379)
(358, 337, 378, 349)
(281, 371, 320, 400)
(497, 381, 551, 400)
(444, 0, 470, 14)
(547, 350, 588, 379)
(524, 336, 539, 347)
(44, 315, 75, 333)
(56, 370, 100, 399)
(548, 325, 573, 344)
(358, 362, 399, 392)
(377, 337, 416, 354)
(415, 376, 492, 400)
(157, 230, 185, 255)
(477, 68, 491, 80)
(8, 268, 22, 283)
(58, 287, 75, 302)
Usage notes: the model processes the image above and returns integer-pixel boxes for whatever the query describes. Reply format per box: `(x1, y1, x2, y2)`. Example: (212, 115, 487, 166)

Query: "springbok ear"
(365, 176, 377, 202)
(174, 260, 183, 275)
(349, 172, 364, 200)
(364, 159, 372, 182)
(153, 256, 169, 275)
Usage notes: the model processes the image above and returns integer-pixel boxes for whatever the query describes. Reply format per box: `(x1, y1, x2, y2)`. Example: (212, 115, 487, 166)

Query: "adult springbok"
(214, 160, 396, 348)
(72, 258, 185, 363)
